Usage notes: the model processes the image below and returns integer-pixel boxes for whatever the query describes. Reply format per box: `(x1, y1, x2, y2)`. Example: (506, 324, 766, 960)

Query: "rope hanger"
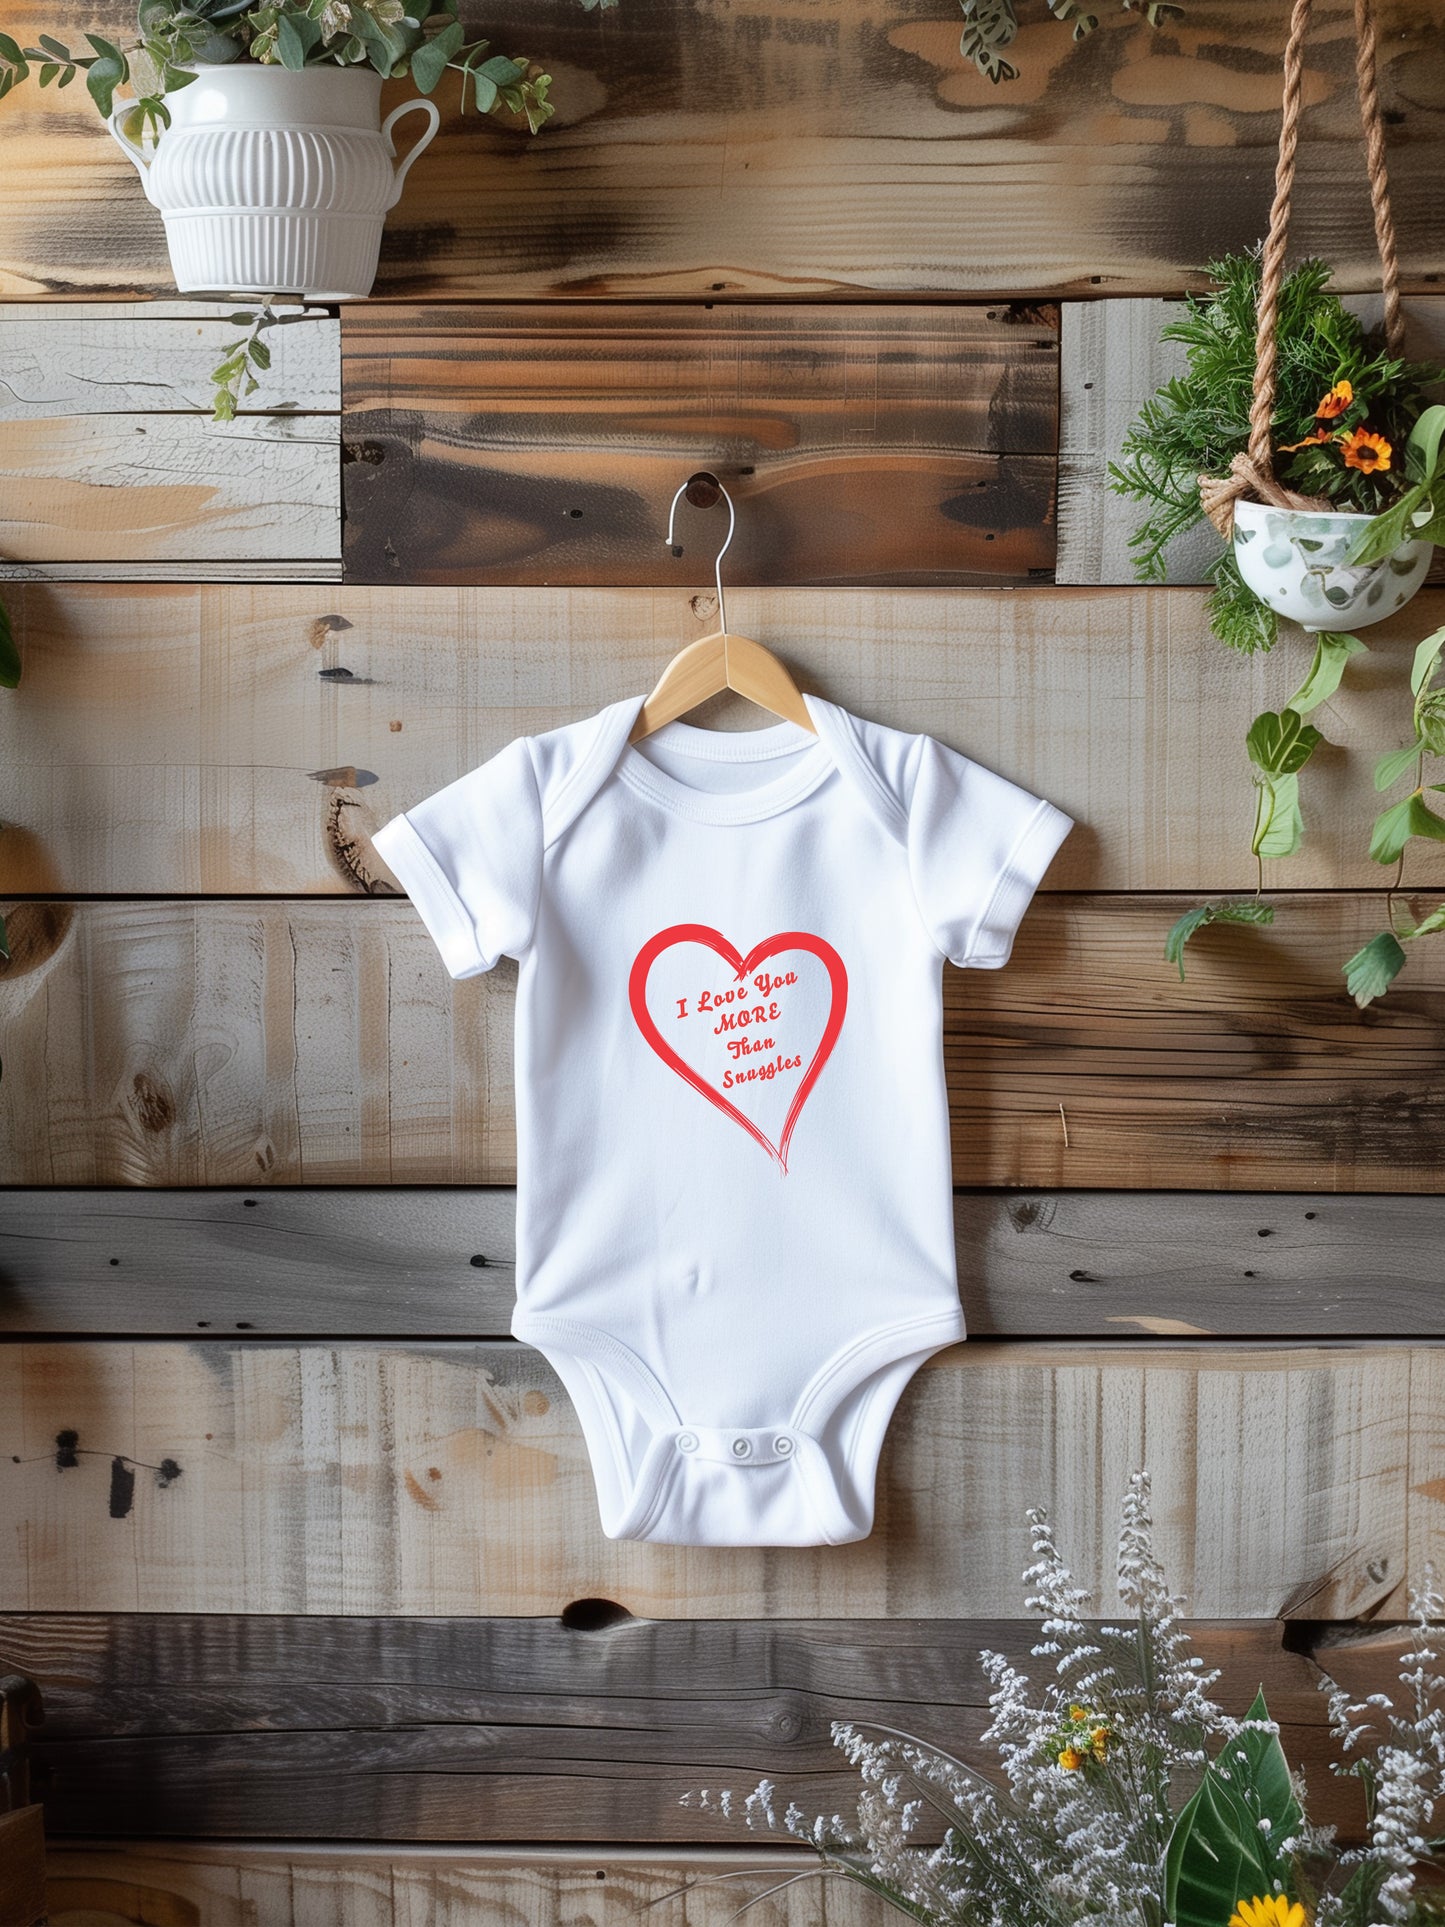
(1199, 0, 1405, 537)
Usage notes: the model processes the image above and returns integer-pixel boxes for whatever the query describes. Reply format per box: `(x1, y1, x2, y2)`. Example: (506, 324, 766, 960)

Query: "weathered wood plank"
(0, 1339, 1427, 1617)
(40, 1844, 935, 1926)
(0, 1614, 1388, 1842)
(0, 416, 340, 568)
(340, 304, 1057, 586)
(1057, 296, 1445, 586)
(2, 894, 1444, 1191)
(0, 303, 340, 418)
(2, 2, 1444, 301)
(5, 582, 1445, 896)
(7, 1188, 1445, 1340)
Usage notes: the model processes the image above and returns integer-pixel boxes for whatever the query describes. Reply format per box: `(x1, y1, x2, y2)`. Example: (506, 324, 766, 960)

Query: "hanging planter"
(1232, 500, 1432, 634)
(1193, 0, 1436, 635)
(107, 63, 438, 301)
(1111, 0, 1445, 1003)
(0, 2, 563, 302)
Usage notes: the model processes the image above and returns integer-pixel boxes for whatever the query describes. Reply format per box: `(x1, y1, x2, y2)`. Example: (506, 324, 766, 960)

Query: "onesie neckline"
(616, 702, 835, 825)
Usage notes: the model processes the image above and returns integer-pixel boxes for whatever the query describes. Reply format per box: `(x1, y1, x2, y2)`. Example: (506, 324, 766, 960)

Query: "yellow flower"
(1341, 428, 1392, 474)
(1229, 1896, 1306, 1927)
(1068, 1704, 1087, 1722)
(1057, 1746, 1084, 1770)
(1089, 1726, 1110, 1759)
(1278, 427, 1334, 453)
(1316, 379, 1354, 420)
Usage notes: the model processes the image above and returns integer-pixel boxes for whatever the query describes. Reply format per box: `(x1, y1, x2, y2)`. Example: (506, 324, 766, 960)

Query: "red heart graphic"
(629, 923, 848, 1174)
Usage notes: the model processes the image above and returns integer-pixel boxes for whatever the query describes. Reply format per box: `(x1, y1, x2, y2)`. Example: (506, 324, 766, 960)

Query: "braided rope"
(1199, 0, 1403, 537)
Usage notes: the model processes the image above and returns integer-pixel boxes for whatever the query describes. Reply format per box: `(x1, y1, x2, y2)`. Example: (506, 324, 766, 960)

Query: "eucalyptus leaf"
(410, 17, 463, 92)
(1344, 930, 1407, 1007)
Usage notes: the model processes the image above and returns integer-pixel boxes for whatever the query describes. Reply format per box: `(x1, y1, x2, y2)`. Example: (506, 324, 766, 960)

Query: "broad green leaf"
(1407, 902, 1445, 941)
(1164, 899, 1275, 982)
(0, 31, 28, 63)
(1369, 791, 1445, 866)
(247, 337, 271, 370)
(1166, 1690, 1300, 1927)
(1253, 771, 1304, 859)
(1406, 403, 1445, 488)
(0, 596, 20, 689)
(1344, 931, 1407, 1007)
(1411, 625, 1445, 699)
(36, 33, 70, 58)
(1246, 709, 1322, 778)
(1375, 741, 1423, 792)
(409, 17, 464, 92)
(1287, 632, 1366, 716)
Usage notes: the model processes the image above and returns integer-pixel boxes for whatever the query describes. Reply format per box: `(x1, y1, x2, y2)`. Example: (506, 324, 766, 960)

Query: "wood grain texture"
(0, 1810, 45, 1927)
(7, 1188, 1445, 1339)
(340, 304, 1058, 586)
(5, 581, 1445, 896)
(0, 303, 340, 418)
(40, 1844, 951, 1927)
(0, 1338, 1428, 1617)
(2, 894, 1445, 1191)
(0, 1614, 1394, 1843)
(1057, 296, 1445, 586)
(2, 3, 1444, 301)
(0, 304, 341, 569)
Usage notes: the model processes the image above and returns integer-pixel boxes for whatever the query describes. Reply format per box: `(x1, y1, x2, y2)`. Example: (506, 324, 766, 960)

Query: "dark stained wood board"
(0, 1613, 1398, 1844)
(6, 1187, 1445, 1339)
(2, 2, 1444, 301)
(0, 1339, 1427, 1618)
(3, 894, 1445, 1191)
(340, 304, 1058, 586)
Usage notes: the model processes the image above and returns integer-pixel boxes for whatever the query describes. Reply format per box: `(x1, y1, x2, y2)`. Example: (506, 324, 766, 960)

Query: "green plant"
(0, 0, 600, 140)
(1111, 251, 1442, 658)
(683, 1473, 1445, 1927)
(1341, 624, 1445, 1005)
(958, 0, 1185, 83)
(1113, 252, 1445, 995)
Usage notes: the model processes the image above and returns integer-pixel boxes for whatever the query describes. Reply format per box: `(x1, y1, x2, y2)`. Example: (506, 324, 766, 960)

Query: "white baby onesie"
(372, 694, 1071, 1548)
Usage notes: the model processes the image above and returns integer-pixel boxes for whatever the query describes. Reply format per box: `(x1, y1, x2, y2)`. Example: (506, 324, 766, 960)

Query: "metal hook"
(664, 471, 735, 634)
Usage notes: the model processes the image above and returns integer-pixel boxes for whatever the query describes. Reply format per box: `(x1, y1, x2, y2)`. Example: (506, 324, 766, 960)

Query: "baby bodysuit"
(372, 694, 1071, 1548)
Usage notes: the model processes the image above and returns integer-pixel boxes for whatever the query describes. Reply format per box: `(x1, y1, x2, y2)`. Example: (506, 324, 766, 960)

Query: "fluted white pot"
(106, 64, 439, 300)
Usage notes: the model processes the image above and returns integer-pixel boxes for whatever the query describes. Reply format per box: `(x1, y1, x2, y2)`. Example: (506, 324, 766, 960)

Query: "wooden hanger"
(629, 473, 815, 744)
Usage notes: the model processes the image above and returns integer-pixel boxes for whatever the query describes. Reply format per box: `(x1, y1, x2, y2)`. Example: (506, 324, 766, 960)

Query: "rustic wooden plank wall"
(3, 0, 1445, 1908)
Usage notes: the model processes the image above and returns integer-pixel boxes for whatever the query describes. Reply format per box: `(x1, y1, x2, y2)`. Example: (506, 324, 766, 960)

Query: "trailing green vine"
(1116, 252, 1445, 1001)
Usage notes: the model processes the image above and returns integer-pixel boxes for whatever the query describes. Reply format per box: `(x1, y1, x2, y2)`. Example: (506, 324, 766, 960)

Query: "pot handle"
(381, 97, 441, 206)
(106, 108, 157, 200)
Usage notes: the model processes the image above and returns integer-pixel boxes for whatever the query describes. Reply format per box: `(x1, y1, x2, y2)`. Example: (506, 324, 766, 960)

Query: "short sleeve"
(905, 735, 1073, 969)
(371, 738, 543, 979)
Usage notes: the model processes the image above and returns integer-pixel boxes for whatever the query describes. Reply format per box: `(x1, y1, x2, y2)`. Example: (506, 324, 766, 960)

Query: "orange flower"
(1058, 1746, 1084, 1770)
(1278, 428, 1334, 453)
(1316, 379, 1354, 419)
(1341, 428, 1392, 473)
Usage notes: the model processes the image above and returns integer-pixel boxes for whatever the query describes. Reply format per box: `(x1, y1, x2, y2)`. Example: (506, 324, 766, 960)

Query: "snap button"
(731, 1436, 752, 1459)
(677, 1432, 698, 1453)
(774, 1434, 794, 1455)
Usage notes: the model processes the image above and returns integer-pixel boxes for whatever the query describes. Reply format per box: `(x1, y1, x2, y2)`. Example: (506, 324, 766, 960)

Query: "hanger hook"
(664, 472, 734, 634)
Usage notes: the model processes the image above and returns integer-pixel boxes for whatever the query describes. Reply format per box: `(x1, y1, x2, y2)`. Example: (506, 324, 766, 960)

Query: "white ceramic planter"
(106, 64, 439, 300)
(1233, 499, 1432, 632)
